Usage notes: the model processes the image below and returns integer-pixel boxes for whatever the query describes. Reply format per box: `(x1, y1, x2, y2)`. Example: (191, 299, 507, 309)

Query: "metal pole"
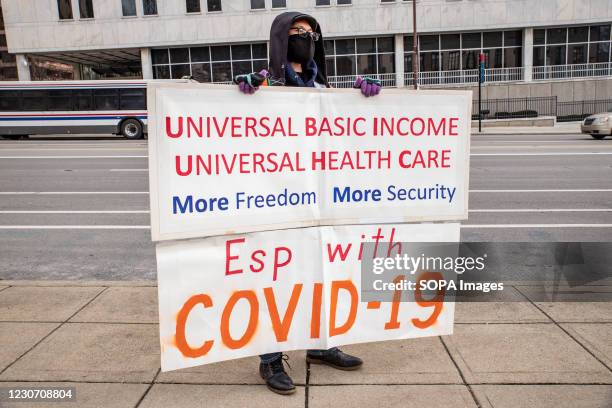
(412, 0, 418, 89)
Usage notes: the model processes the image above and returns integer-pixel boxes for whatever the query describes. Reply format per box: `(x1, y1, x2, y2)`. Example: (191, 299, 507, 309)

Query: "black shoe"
(306, 348, 363, 371)
(259, 354, 296, 395)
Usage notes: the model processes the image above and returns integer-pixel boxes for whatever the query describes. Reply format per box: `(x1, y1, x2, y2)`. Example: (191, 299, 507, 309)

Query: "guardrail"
(472, 96, 558, 120)
(557, 99, 612, 122)
(407, 67, 524, 86)
(533, 63, 612, 81)
(327, 73, 397, 88)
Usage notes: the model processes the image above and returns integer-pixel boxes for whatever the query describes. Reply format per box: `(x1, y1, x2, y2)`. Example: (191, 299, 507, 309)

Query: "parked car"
(581, 113, 612, 139)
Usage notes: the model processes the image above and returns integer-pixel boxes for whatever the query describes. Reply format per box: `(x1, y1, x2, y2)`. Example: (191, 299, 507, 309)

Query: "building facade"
(1, 0, 611, 96)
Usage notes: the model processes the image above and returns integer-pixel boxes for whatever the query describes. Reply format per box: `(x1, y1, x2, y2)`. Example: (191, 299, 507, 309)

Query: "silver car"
(581, 113, 612, 139)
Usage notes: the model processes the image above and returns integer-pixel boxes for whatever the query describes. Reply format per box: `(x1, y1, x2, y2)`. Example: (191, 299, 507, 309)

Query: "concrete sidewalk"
(0, 281, 610, 408)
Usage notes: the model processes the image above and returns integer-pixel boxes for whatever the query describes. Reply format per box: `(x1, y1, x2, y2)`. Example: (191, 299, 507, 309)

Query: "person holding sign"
(232, 11, 381, 395)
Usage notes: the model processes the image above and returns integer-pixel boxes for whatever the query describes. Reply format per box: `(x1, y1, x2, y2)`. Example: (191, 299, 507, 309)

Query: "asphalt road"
(1, 133, 611, 280)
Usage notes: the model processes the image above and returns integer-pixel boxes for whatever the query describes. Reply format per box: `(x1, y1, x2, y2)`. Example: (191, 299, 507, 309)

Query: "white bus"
(0, 80, 154, 140)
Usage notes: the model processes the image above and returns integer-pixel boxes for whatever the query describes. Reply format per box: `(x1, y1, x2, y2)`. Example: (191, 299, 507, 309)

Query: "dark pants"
(260, 348, 338, 364)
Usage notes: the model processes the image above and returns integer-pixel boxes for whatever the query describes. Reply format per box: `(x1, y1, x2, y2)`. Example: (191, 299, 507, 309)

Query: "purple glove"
(354, 76, 382, 97)
(235, 69, 269, 95)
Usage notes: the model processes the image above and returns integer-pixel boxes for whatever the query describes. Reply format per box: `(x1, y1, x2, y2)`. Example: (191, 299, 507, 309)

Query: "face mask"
(287, 34, 315, 64)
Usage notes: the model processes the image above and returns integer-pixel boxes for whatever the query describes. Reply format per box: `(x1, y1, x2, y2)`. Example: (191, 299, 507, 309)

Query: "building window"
(186, 0, 200, 12)
(316, 0, 331, 6)
(337, 0, 352, 4)
(122, 0, 137, 16)
(404, 30, 522, 73)
(272, 0, 286, 7)
(142, 0, 157, 15)
(324, 37, 394, 77)
(79, 0, 94, 18)
(57, 0, 73, 20)
(152, 43, 268, 82)
(250, 0, 265, 9)
(533, 24, 612, 66)
(207, 0, 222, 12)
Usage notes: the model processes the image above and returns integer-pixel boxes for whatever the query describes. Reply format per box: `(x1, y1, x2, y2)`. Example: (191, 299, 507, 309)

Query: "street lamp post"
(412, 0, 418, 89)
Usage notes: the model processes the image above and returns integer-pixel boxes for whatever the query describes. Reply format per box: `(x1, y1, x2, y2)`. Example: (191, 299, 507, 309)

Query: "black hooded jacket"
(268, 11, 330, 87)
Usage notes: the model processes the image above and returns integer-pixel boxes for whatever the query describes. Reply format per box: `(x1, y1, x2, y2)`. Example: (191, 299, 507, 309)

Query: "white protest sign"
(148, 84, 471, 241)
(157, 222, 459, 372)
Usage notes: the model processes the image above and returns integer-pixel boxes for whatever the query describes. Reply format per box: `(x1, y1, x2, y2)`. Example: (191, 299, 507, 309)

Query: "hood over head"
(268, 11, 329, 87)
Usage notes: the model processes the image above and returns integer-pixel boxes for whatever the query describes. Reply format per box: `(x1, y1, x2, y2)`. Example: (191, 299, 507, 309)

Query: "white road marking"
(109, 169, 148, 172)
(0, 155, 147, 159)
(0, 191, 148, 195)
(470, 209, 612, 212)
(461, 224, 612, 228)
(470, 189, 612, 193)
(471, 152, 612, 156)
(0, 210, 149, 214)
(0, 225, 151, 229)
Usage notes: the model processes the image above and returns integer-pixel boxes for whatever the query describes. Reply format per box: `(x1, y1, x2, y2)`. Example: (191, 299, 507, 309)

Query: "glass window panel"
(119, 88, 146, 110)
(192, 63, 211, 82)
(142, 0, 157, 15)
(250, 0, 265, 9)
(504, 30, 522, 46)
(272, 0, 286, 7)
(337, 0, 351, 4)
(79, 0, 94, 18)
(377, 53, 394, 73)
(441, 34, 460, 50)
(533, 46, 545, 66)
(57, 0, 73, 19)
(588, 42, 610, 63)
(325, 57, 335, 76)
(171, 64, 191, 79)
(483, 31, 502, 47)
(0, 91, 20, 111)
(316, 0, 331, 5)
(152, 49, 169, 64)
(153, 65, 170, 79)
(93, 89, 119, 110)
(232, 60, 252, 76)
(534, 29, 546, 45)
(211, 62, 231, 82)
(356, 54, 376, 75)
(170, 48, 189, 64)
(231, 44, 251, 60)
(420, 35, 439, 51)
(252, 59, 268, 72)
(73, 90, 92, 110)
(590, 25, 611, 42)
(122, 0, 136, 16)
(22, 91, 48, 111)
(252, 43, 268, 59)
(461, 33, 480, 49)
(335, 39, 355, 55)
(377, 37, 394, 53)
(48, 90, 73, 111)
(324, 40, 334, 55)
(403, 36, 414, 51)
(356, 38, 376, 54)
(336, 55, 356, 75)
(568, 26, 588, 43)
(207, 0, 222, 12)
(404, 53, 413, 73)
(568, 43, 587, 64)
(186, 0, 200, 12)
(546, 45, 566, 65)
(211, 46, 230, 61)
(503, 47, 521, 67)
(420, 51, 439, 71)
(462, 50, 479, 70)
(441, 50, 461, 70)
(190, 47, 209, 62)
(546, 28, 566, 44)
(484, 48, 503, 68)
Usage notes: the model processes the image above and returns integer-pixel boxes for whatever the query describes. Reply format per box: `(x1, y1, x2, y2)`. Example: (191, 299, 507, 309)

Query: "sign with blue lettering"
(147, 84, 472, 241)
